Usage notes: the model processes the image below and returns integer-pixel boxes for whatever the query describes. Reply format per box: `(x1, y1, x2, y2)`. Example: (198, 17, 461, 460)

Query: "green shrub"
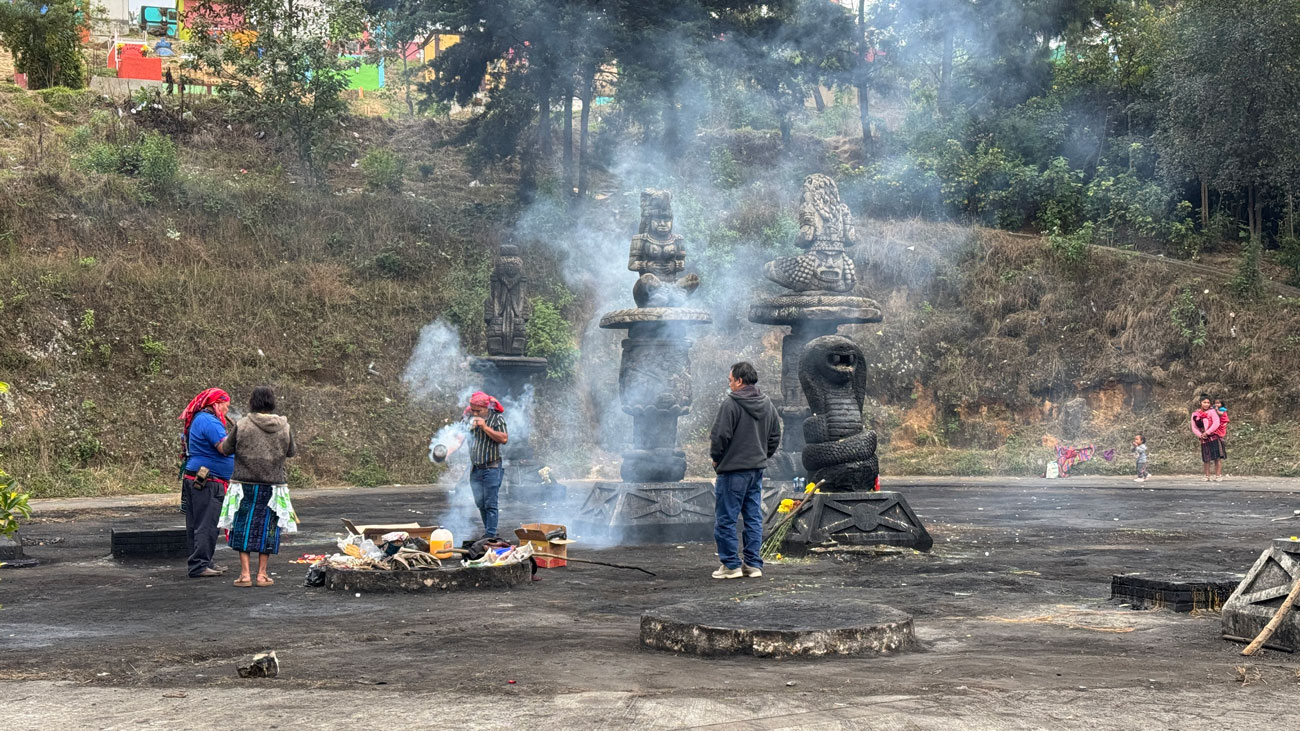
(344, 451, 390, 487)
(1170, 287, 1206, 348)
(76, 131, 179, 192)
(360, 147, 406, 191)
(140, 335, 169, 373)
(35, 86, 91, 112)
(526, 295, 579, 380)
(1047, 221, 1094, 268)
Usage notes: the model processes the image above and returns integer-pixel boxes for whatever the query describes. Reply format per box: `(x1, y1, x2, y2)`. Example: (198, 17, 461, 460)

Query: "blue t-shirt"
(184, 411, 234, 479)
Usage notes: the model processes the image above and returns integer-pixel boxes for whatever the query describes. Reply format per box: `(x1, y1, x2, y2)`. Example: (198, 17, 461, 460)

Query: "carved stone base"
(574, 481, 715, 544)
(748, 293, 882, 327)
(783, 491, 932, 553)
(621, 448, 687, 483)
(1222, 538, 1300, 651)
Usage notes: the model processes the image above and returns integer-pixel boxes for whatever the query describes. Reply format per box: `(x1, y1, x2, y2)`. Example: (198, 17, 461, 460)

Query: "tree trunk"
(1201, 180, 1210, 230)
(812, 86, 826, 112)
(1253, 185, 1264, 242)
(939, 28, 954, 116)
(402, 52, 414, 116)
(857, 81, 871, 160)
(538, 79, 552, 158)
(563, 77, 575, 198)
(855, 0, 872, 158)
(664, 83, 682, 159)
(577, 62, 594, 201)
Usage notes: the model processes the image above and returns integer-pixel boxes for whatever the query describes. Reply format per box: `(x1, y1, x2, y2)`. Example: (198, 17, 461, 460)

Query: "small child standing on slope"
(1132, 434, 1149, 483)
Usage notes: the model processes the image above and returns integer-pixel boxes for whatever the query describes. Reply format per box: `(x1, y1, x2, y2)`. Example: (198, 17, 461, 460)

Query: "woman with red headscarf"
(179, 387, 234, 578)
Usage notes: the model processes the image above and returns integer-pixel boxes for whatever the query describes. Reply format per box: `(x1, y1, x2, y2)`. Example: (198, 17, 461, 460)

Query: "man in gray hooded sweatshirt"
(708, 361, 782, 579)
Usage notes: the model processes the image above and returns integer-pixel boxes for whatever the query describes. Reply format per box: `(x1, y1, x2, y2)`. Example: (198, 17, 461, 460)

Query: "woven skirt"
(227, 483, 282, 555)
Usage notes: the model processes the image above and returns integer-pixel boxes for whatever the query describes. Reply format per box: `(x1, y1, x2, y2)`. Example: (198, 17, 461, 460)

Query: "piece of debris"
(237, 651, 279, 679)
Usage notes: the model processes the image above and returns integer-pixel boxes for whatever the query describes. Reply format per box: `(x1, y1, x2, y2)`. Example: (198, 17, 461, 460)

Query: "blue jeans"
(714, 468, 764, 570)
(470, 466, 503, 538)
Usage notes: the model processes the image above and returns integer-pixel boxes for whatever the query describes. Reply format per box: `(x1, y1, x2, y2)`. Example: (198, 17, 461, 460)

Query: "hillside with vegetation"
(4, 0, 1300, 497)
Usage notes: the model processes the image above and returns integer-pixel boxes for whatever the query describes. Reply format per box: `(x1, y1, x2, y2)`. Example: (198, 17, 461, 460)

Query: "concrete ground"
(4, 475, 1300, 729)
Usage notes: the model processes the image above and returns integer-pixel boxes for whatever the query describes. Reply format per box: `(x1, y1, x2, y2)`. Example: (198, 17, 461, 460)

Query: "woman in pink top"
(1190, 395, 1222, 482)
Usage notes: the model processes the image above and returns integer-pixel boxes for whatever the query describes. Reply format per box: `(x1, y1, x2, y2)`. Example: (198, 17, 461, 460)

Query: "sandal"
(233, 577, 252, 587)
(255, 576, 274, 587)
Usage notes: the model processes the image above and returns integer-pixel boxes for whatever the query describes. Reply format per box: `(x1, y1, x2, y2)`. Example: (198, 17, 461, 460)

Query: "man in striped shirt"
(446, 391, 509, 538)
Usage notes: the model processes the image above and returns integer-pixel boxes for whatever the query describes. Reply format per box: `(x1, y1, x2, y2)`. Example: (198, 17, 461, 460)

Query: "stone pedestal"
(641, 591, 917, 657)
(0, 533, 37, 568)
(599, 307, 711, 483)
(470, 355, 551, 496)
(1222, 538, 1300, 651)
(749, 294, 881, 479)
(781, 491, 932, 554)
(574, 480, 716, 543)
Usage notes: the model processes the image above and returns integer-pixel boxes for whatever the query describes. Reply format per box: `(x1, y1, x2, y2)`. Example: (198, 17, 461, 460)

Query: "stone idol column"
(749, 174, 882, 482)
(469, 244, 557, 501)
(576, 190, 715, 543)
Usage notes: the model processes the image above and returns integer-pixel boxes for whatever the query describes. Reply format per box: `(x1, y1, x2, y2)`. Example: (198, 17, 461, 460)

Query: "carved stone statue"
(799, 335, 878, 491)
(629, 189, 700, 308)
(764, 174, 858, 293)
(485, 244, 531, 357)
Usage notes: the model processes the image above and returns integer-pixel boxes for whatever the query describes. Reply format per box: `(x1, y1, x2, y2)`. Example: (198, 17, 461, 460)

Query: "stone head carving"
(639, 189, 675, 242)
(797, 174, 857, 250)
(763, 175, 858, 293)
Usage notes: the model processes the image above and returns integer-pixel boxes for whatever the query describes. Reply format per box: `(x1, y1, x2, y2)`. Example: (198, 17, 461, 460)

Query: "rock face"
(799, 334, 879, 491)
(1222, 538, 1300, 650)
(640, 591, 917, 658)
(1061, 397, 1088, 439)
(601, 189, 711, 483)
(749, 175, 882, 479)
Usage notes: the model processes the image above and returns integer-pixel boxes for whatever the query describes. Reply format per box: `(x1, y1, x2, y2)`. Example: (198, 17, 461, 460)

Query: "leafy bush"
(0, 0, 87, 90)
(1047, 221, 1094, 268)
(78, 131, 179, 192)
(344, 451, 390, 487)
(1170, 287, 1207, 348)
(360, 147, 406, 191)
(0, 381, 31, 541)
(526, 294, 579, 380)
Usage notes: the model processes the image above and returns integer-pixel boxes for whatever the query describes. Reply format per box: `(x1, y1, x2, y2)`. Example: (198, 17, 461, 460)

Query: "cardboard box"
(515, 523, 574, 568)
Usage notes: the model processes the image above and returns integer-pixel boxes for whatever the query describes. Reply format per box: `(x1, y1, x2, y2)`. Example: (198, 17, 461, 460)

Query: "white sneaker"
(1134, 478, 1145, 483)
(712, 564, 742, 579)
(741, 565, 763, 578)
(1203, 477, 1211, 482)
(1215, 476, 1224, 482)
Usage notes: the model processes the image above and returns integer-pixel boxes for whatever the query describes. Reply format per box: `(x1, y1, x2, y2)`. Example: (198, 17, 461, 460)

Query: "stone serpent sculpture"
(798, 335, 878, 491)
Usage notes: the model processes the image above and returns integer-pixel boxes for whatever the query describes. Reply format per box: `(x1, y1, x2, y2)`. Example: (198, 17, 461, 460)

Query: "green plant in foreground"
(0, 381, 32, 542)
(360, 147, 406, 191)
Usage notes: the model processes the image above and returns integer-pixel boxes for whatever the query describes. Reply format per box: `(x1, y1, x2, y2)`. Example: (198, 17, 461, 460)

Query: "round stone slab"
(641, 591, 915, 657)
(324, 562, 530, 593)
(748, 293, 882, 326)
(599, 307, 713, 329)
